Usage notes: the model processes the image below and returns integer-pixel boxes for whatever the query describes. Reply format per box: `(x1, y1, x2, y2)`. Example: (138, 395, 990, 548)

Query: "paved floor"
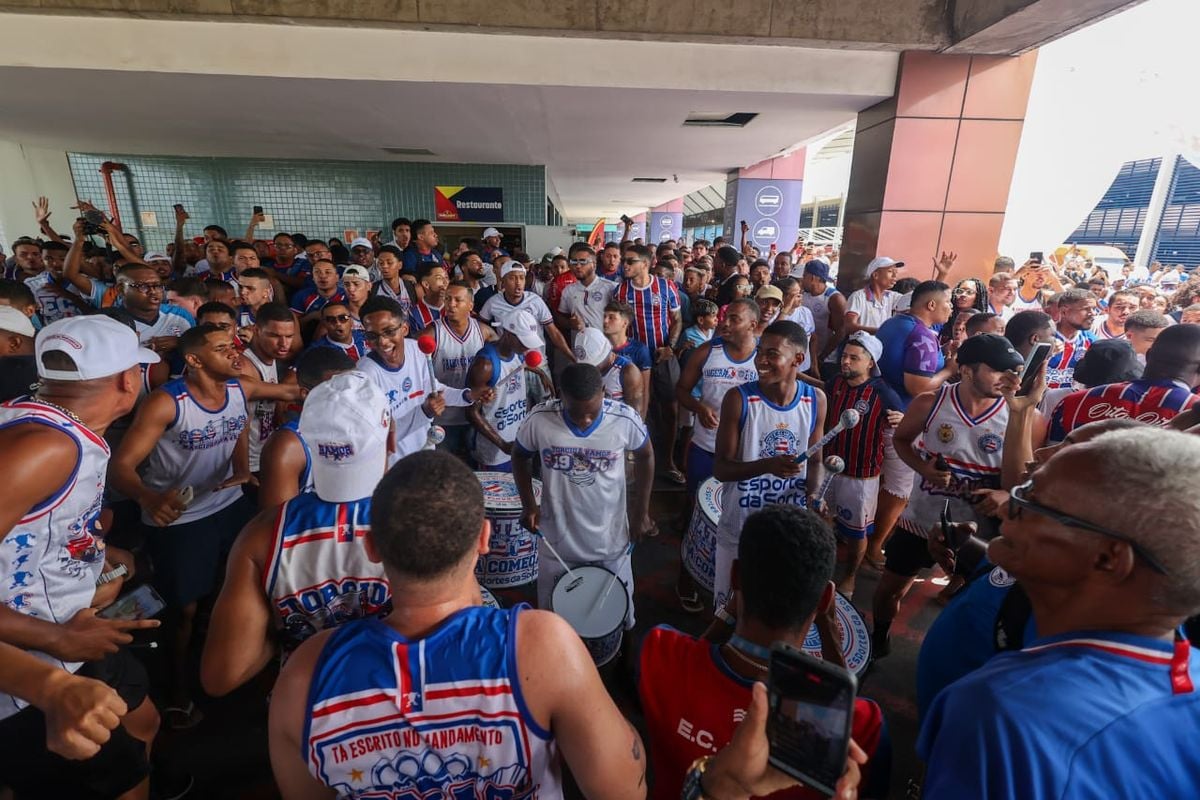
(145, 481, 945, 798)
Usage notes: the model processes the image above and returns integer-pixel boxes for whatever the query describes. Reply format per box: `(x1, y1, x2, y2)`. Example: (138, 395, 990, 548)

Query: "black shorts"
(0, 650, 150, 799)
(145, 495, 250, 608)
(884, 527, 936, 578)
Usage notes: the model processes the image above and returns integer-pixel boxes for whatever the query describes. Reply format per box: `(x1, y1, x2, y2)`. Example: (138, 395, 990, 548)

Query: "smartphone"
(767, 643, 857, 797)
(1029, 250, 1044, 264)
(1018, 341, 1053, 396)
(98, 584, 166, 621)
(173, 203, 184, 213)
(178, 485, 194, 508)
(253, 205, 264, 215)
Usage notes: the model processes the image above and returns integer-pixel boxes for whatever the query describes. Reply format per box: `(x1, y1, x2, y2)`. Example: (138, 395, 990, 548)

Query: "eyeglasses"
(568, 258, 593, 266)
(125, 281, 164, 294)
(953, 287, 976, 295)
(622, 258, 645, 266)
(1008, 480, 1168, 575)
(323, 314, 352, 324)
(363, 326, 403, 342)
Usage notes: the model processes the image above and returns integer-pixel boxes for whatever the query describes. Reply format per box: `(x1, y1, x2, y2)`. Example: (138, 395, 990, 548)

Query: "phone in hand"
(1018, 341, 1053, 397)
(173, 203, 184, 213)
(98, 584, 166, 621)
(1029, 251, 1044, 264)
(253, 205, 264, 216)
(767, 643, 857, 798)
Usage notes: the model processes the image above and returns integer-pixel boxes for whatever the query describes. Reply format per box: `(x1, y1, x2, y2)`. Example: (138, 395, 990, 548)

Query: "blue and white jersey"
(274, 419, 314, 496)
(263, 493, 389, 656)
(139, 378, 248, 526)
(31, 277, 88, 324)
(716, 380, 817, 545)
(919, 629, 1200, 799)
(304, 607, 562, 800)
(471, 344, 528, 468)
(432, 317, 486, 427)
(514, 398, 647, 561)
(131, 303, 194, 345)
(0, 400, 108, 721)
(601, 354, 633, 403)
(690, 338, 758, 454)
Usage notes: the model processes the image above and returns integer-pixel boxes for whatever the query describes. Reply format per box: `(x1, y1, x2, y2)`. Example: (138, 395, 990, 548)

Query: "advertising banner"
(435, 186, 504, 222)
(648, 211, 684, 242)
(732, 179, 803, 251)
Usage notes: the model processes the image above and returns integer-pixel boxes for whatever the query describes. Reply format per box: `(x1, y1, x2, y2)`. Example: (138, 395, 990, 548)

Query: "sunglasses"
(1008, 480, 1168, 575)
(622, 258, 645, 266)
(568, 258, 593, 266)
(323, 314, 352, 324)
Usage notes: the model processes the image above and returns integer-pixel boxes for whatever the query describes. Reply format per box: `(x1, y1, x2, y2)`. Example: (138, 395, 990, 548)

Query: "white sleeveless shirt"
(242, 349, 278, 472)
(433, 318, 485, 427)
(471, 343, 528, 467)
(691, 338, 758, 454)
(0, 400, 109, 720)
(140, 378, 249, 525)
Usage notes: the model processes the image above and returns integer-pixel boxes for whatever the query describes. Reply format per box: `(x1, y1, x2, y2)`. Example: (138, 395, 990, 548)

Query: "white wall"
(0, 141, 76, 250)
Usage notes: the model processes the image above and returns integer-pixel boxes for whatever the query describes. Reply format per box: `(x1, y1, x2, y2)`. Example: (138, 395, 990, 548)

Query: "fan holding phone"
(640, 505, 886, 800)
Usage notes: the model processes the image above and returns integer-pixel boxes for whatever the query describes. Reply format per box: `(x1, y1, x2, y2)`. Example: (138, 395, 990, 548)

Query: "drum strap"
(992, 583, 1032, 652)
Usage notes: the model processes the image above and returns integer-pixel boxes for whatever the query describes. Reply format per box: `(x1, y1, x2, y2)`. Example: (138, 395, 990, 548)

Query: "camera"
(80, 208, 106, 236)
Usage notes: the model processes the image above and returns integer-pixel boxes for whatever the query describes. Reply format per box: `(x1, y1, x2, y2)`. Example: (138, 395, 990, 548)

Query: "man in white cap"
(0, 305, 38, 402)
(840, 256, 904, 340)
(348, 237, 379, 280)
(0, 315, 163, 799)
(466, 309, 547, 471)
(480, 226, 508, 264)
(479, 260, 574, 367)
(201, 371, 392, 697)
(573, 326, 645, 418)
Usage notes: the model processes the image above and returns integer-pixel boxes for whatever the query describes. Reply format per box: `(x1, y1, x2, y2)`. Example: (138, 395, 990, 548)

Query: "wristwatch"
(681, 755, 713, 800)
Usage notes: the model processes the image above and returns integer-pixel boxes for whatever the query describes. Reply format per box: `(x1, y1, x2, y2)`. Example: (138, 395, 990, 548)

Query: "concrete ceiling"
(0, 12, 899, 221)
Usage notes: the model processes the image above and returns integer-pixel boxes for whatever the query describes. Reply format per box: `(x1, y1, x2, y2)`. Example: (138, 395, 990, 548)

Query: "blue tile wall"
(67, 153, 547, 250)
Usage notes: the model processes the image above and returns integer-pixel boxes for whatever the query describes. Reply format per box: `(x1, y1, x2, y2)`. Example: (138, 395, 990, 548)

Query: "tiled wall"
(67, 154, 547, 249)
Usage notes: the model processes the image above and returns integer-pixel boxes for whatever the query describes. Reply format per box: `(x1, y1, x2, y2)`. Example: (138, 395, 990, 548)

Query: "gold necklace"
(35, 398, 84, 425)
(722, 642, 768, 674)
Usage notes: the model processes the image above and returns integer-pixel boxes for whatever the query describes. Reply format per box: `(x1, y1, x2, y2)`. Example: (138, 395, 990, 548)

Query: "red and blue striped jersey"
(1046, 329, 1097, 388)
(617, 277, 679, 349)
(825, 376, 903, 478)
(407, 300, 442, 334)
(1046, 379, 1199, 443)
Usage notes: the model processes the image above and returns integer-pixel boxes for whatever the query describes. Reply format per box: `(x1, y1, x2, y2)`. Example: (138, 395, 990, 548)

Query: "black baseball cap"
(957, 333, 1025, 371)
(1073, 339, 1142, 386)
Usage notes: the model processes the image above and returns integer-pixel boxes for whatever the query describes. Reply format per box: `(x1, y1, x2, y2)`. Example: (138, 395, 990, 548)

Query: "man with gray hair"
(919, 426, 1200, 797)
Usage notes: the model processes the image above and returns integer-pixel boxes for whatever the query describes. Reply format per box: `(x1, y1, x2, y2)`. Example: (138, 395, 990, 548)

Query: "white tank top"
(0, 400, 109, 720)
(691, 338, 758, 454)
(802, 286, 840, 363)
(262, 493, 390, 656)
(472, 344, 528, 467)
(242, 349, 278, 473)
(601, 354, 633, 402)
(898, 383, 1008, 539)
(717, 381, 817, 544)
(433, 318, 485, 426)
(140, 378, 248, 526)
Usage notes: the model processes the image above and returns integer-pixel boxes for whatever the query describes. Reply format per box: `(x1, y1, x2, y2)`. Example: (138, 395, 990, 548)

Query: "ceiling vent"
(381, 147, 437, 156)
(631, 177, 668, 183)
(683, 112, 759, 128)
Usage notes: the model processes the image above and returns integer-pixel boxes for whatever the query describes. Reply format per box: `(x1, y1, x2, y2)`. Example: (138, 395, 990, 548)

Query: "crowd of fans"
(2, 197, 1199, 800)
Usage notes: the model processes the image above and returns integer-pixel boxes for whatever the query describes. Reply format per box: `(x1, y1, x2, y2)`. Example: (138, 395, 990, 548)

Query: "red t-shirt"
(548, 271, 577, 314)
(638, 626, 885, 800)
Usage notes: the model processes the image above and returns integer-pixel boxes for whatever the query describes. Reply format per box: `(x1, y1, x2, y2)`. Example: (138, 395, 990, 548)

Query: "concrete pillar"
(840, 51, 1037, 290)
(0, 142, 77, 249)
(723, 150, 806, 255)
(648, 198, 684, 244)
(1133, 154, 1176, 269)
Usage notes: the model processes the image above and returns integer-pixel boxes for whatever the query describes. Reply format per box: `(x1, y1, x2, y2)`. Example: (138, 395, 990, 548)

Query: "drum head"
(476, 471, 541, 513)
(479, 585, 502, 609)
(550, 565, 627, 639)
(698, 478, 722, 526)
(801, 592, 873, 676)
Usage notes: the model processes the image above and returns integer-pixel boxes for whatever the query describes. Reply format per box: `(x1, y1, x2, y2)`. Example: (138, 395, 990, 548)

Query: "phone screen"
(1018, 342, 1053, 396)
(253, 205, 264, 215)
(1030, 251, 1044, 264)
(98, 584, 166, 621)
(767, 645, 856, 796)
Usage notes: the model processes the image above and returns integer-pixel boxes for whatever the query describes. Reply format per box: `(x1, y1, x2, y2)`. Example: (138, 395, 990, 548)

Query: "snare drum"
(682, 478, 721, 592)
(801, 592, 872, 677)
(550, 565, 628, 667)
(475, 471, 541, 589)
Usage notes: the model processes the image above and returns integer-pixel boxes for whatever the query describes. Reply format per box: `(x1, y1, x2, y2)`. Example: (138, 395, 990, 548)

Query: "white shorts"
(881, 427, 916, 499)
(536, 547, 635, 630)
(828, 474, 880, 541)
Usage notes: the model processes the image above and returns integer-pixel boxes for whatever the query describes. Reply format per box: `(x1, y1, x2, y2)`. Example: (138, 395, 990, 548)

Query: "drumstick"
(796, 408, 861, 463)
(595, 542, 635, 610)
(810, 455, 845, 508)
(534, 530, 583, 591)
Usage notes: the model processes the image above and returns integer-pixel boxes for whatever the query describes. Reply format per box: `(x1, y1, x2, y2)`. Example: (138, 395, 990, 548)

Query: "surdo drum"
(550, 565, 629, 667)
(474, 471, 541, 589)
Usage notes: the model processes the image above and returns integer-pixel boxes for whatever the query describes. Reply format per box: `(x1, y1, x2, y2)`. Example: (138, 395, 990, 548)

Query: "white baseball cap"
(846, 331, 883, 372)
(36, 315, 159, 381)
(341, 265, 372, 284)
(499, 261, 526, 279)
(299, 371, 390, 502)
(865, 256, 904, 277)
(482, 227, 502, 240)
(572, 327, 612, 366)
(143, 251, 170, 264)
(350, 237, 374, 251)
(495, 310, 542, 350)
(0, 306, 35, 338)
